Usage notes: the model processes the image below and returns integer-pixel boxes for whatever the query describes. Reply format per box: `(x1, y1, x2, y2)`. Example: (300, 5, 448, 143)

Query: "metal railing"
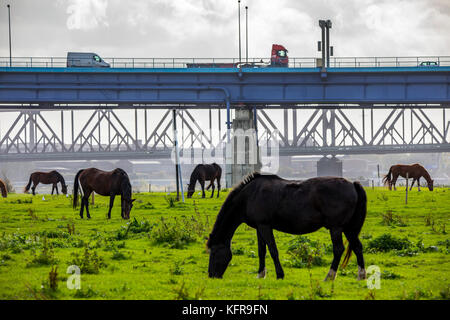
(0, 56, 449, 68)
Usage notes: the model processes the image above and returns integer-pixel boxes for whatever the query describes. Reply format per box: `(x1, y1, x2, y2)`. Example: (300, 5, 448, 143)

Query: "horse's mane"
(207, 172, 263, 248)
(52, 171, 66, 186)
(0, 179, 7, 198)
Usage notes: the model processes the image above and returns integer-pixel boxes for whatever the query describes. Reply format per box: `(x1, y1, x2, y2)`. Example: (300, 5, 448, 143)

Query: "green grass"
(0, 187, 449, 300)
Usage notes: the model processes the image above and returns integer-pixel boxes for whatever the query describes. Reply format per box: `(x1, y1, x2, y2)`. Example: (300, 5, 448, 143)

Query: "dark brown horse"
(73, 168, 135, 220)
(207, 173, 367, 281)
(187, 163, 222, 198)
(0, 179, 7, 198)
(382, 164, 433, 191)
(24, 171, 67, 195)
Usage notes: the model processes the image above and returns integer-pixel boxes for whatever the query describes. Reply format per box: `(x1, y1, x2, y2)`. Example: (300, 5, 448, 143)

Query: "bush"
(286, 236, 327, 268)
(151, 217, 197, 249)
(69, 246, 106, 274)
(367, 234, 412, 253)
(27, 238, 58, 267)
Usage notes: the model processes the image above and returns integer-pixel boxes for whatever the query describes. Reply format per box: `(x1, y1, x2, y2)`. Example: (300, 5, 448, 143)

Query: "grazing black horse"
(73, 168, 135, 220)
(187, 163, 222, 198)
(24, 170, 68, 195)
(207, 173, 367, 281)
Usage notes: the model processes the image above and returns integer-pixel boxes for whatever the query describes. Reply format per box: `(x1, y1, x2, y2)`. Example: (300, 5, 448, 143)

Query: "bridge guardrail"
(1, 56, 450, 69)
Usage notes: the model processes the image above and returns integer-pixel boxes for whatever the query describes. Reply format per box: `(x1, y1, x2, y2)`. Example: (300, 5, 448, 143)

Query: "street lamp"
(245, 6, 248, 65)
(7, 4, 12, 67)
(238, 0, 241, 63)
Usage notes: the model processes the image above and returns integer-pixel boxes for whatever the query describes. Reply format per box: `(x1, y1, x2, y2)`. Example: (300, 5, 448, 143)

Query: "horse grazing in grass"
(73, 168, 135, 220)
(207, 173, 367, 281)
(0, 179, 7, 198)
(187, 163, 222, 198)
(24, 171, 67, 195)
(382, 164, 433, 191)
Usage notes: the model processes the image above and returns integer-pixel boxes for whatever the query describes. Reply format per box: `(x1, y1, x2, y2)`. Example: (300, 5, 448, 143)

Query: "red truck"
(186, 44, 289, 68)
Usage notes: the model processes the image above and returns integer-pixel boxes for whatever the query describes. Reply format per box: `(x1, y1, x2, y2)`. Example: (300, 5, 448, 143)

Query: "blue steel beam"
(0, 67, 449, 105)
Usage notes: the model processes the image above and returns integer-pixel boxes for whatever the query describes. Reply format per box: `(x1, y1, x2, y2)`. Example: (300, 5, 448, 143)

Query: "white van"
(67, 52, 110, 68)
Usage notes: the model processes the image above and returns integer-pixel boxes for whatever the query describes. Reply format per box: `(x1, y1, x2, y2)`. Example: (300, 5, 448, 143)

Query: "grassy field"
(0, 186, 449, 300)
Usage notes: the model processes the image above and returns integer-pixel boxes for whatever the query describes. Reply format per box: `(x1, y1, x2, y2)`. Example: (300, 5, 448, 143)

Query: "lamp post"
(245, 6, 248, 65)
(238, 0, 241, 63)
(7, 4, 12, 67)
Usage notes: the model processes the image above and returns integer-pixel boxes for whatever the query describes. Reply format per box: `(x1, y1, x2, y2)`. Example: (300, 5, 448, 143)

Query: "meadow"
(0, 186, 449, 300)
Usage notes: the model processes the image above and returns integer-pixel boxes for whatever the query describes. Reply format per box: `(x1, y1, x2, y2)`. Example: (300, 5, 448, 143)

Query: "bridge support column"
(226, 108, 261, 188)
(317, 155, 342, 177)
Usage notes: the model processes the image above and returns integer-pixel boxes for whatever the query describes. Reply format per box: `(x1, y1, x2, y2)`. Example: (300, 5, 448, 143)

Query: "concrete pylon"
(226, 108, 261, 187)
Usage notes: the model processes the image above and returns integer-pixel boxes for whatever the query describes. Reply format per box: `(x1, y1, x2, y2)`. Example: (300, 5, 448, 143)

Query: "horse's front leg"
(325, 228, 345, 281)
(256, 230, 267, 278)
(200, 180, 206, 198)
(55, 184, 59, 195)
(257, 225, 284, 279)
(108, 194, 115, 219)
(417, 177, 421, 191)
(210, 181, 215, 198)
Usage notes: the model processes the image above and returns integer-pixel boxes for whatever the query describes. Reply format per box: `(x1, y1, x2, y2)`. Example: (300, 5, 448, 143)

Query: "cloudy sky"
(0, 0, 449, 59)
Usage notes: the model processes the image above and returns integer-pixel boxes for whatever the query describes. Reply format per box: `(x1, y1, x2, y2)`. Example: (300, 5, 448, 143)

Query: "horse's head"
(208, 243, 232, 278)
(62, 184, 68, 195)
(121, 198, 135, 219)
(428, 180, 434, 191)
(187, 183, 195, 198)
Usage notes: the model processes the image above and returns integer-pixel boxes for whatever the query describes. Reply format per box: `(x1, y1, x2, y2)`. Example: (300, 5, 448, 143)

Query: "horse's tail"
(72, 169, 84, 209)
(0, 179, 7, 198)
(23, 174, 33, 193)
(341, 181, 367, 269)
(382, 167, 392, 187)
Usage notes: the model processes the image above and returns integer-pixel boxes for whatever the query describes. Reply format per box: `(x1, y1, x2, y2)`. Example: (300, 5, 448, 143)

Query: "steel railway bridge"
(0, 59, 449, 164)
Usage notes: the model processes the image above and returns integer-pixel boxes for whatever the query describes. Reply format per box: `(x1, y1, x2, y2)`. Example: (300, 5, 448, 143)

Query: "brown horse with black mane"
(207, 173, 367, 281)
(0, 179, 7, 198)
(382, 164, 434, 191)
(73, 168, 135, 220)
(24, 171, 67, 195)
(187, 163, 222, 198)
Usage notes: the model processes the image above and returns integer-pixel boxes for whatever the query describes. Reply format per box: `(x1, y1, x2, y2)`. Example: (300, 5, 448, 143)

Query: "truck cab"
(270, 44, 289, 67)
(67, 52, 110, 68)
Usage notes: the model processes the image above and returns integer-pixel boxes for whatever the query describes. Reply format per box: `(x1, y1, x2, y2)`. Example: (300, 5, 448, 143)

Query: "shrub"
(151, 217, 197, 249)
(27, 238, 58, 267)
(380, 210, 407, 227)
(367, 234, 412, 253)
(69, 246, 106, 274)
(286, 236, 327, 268)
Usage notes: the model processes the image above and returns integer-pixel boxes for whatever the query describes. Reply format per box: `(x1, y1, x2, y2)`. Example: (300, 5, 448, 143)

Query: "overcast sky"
(0, 0, 449, 58)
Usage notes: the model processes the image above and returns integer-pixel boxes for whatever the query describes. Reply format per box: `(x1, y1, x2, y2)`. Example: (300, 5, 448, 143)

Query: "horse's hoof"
(324, 269, 337, 281)
(357, 267, 366, 281)
(257, 267, 267, 279)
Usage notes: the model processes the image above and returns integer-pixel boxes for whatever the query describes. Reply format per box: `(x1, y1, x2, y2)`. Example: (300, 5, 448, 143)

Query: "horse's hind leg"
(108, 194, 115, 219)
(256, 230, 267, 278)
(31, 182, 37, 195)
(410, 179, 415, 191)
(200, 180, 206, 198)
(84, 192, 92, 219)
(216, 178, 221, 198)
(325, 228, 345, 281)
(344, 230, 366, 280)
(79, 198, 85, 219)
(257, 225, 284, 279)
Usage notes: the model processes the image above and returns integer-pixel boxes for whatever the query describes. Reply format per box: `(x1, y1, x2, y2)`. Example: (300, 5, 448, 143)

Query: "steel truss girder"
(0, 107, 449, 161)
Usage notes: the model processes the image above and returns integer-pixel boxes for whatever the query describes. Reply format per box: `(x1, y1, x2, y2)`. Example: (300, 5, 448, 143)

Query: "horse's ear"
(132, 199, 136, 202)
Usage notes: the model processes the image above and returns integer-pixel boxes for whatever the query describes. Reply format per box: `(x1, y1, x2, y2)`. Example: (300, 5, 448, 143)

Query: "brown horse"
(0, 179, 7, 198)
(24, 171, 67, 195)
(73, 168, 135, 220)
(382, 164, 434, 191)
(187, 163, 222, 198)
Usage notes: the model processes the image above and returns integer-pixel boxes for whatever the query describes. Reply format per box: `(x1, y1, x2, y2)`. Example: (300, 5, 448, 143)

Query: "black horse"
(73, 168, 135, 220)
(187, 163, 222, 198)
(207, 173, 367, 281)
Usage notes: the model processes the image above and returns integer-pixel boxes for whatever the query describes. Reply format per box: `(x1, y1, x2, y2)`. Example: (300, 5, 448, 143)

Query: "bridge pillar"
(317, 156, 342, 177)
(226, 108, 261, 188)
